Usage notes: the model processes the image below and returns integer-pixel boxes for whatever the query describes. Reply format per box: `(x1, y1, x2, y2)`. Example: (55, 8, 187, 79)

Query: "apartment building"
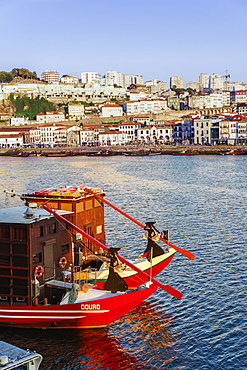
(198, 73, 209, 90)
(137, 124, 172, 143)
(81, 72, 102, 84)
(188, 93, 225, 109)
(98, 130, 129, 146)
(193, 117, 220, 144)
(219, 117, 247, 144)
(104, 71, 144, 88)
(36, 111, 65, 123)
(209, 74, 223, 91)
(170, 76, 184, 89)
(118, 121, 140, 142)
(101, 104, 123, 118)
(123, 99, 167, 115)
(68, 104, 85, 119)
(41, 70, 60, 84)
(60, 75, 79, 84)
(145, 80, 167, 93)
(0, 133, 24, 147)
(230, 90, 247, 104)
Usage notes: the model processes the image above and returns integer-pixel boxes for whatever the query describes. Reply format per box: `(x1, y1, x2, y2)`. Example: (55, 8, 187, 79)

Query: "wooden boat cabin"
(0, 205, 73, 306)
(21, 186, 105, 258)
(0, 187, 106, 306)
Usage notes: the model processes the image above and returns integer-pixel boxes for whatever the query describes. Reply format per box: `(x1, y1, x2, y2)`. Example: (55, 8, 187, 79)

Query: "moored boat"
(221, 150, 244, 155)
(0, 284, 157, 329)
(0, 185, 193, 329)
(171, 151, 199, 156)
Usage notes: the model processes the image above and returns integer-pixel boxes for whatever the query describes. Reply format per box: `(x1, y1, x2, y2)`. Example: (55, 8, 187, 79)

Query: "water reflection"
(0, 300, 176, 370)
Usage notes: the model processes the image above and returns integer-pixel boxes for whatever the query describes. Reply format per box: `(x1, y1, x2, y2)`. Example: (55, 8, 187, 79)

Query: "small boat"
(87, 150, 114, 157)
(0, 341, 42, 369)
(221, 150, 244, 155)
(171, 151, 199, 156)
(123, 151, 151, 156)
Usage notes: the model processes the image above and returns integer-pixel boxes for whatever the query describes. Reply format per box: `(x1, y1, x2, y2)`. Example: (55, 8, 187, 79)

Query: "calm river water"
(0, 154, 246, 369)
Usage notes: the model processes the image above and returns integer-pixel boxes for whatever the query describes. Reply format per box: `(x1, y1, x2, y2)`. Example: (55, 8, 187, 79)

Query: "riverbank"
(1, 145, 247, 157)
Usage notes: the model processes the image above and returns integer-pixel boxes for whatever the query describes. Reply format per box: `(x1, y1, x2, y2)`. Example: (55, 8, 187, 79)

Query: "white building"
(104, 71, 144, 88)
(36, 111, 65, 123)
(123, 99, 167, 115)
(145, 80, 167, 93)
(10, 117, 29, 126)
(41, 70, 60, 84)
(209, 74, 224, 91)
(127, 91, 150, 101)
(60, 75, 79, 84)
(219, 118, 247, 144)
(170, 76, 184, 89)
(101, 104, 123, 118)
(98, 130, 129, 146)
(186, 81, 200, 92)
(81, 72, 102, 84)
(118, 121, 140, 142)
(68, 104, 85, 119)
(137, 124, 172, 143)
(198, 73, 209, 90)
(0, 133, 24, 147)
(80, 128, 97, 145)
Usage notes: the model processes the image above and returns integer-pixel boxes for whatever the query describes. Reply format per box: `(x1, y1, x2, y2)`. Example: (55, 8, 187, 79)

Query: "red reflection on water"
(0, 301, 176, 370)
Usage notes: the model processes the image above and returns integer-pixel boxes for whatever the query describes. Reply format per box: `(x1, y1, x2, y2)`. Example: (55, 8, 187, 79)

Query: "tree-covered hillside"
(9, 95, 56, 120)
(0, 68, 38, 82)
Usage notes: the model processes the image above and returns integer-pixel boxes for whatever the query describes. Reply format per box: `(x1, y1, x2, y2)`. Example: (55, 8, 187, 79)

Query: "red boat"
(221, 150, 243, 155)
(0, 186, 194, 329)
(171, 151, 199, 156)
(0, 284, 157, 329)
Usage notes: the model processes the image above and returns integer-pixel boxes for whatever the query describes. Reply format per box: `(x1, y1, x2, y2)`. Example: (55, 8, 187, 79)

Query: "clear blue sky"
(1, 0, 247, 85)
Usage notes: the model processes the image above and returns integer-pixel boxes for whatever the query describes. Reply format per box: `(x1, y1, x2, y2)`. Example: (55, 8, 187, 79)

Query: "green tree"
(0, 71, 13, 82)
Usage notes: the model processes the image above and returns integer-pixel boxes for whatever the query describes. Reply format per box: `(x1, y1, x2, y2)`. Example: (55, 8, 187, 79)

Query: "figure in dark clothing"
(143, 222, 164, 261)
(103, 248, 128, 293)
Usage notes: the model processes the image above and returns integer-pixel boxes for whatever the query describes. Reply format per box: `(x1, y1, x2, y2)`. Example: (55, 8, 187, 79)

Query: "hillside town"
(1, 69, 247, 148)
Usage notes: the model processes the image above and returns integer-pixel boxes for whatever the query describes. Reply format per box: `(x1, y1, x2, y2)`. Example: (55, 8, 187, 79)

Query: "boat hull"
(0, 285, 157, 329)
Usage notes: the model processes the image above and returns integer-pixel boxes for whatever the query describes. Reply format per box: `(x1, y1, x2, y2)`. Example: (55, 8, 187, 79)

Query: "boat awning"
(45, 279, 80, 290)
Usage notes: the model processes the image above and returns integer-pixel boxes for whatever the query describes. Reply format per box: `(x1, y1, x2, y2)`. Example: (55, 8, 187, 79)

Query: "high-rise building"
(41, 70, 60, 83)
(209, 74, 224, 91)
(105, 71, 144, 88)
(170, 76, 184, 89)
(81, 72, 102, 84)
(198, 73, 209, 90)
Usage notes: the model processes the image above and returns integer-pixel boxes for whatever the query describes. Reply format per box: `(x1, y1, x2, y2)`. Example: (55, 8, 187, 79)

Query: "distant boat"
(87, 150, 114, 157)
(221, 150, 244, 155)
(123, 151, 151, 156)
(171, 151, 199, 156)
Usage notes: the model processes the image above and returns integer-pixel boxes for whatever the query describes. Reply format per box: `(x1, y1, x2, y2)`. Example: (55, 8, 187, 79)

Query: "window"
(40, 226, 44, 237)
(13, 227, 27, 241)
(0, 226, 10, 239)
(61, 243, 69, 255)
(33, 252, 42, 264)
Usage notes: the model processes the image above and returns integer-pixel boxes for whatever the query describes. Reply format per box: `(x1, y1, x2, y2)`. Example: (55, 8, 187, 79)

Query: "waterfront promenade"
(0, 144, 247, 157)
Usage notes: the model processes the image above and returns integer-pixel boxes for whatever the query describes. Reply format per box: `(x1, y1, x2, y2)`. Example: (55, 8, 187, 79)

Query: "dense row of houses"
(1, 112, 247, 148)
(2, 79, 247, 118)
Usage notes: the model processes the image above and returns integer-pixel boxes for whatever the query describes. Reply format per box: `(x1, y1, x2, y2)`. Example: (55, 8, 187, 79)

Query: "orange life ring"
(58, 256, 67, 268)
(34, 265, 44, 277)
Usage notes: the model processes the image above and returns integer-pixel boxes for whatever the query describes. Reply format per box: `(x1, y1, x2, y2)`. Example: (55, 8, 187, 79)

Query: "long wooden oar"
(84, 188, 195, 261)
(43, 204, 183, 300)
